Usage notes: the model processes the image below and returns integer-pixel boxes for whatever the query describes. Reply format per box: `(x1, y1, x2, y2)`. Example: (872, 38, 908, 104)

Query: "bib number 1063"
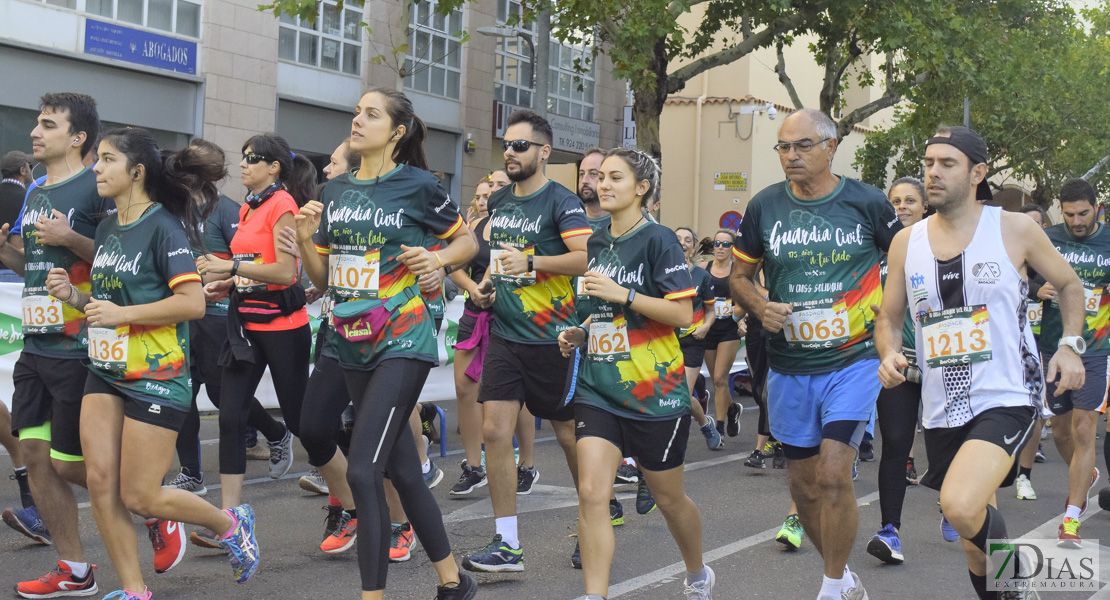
(782, 306, 849, 348)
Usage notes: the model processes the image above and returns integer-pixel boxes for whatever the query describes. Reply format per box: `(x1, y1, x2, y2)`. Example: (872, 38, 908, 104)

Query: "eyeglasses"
(772, 138, 831, 154)
(242, 152, 273, 165)
(502, 139, 543, 153)
(712, 240, 734, 248)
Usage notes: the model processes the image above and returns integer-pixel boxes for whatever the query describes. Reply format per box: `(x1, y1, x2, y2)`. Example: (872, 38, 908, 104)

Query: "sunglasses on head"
(242, 152, 273, 165)
(713, 240, 734, 248)
(502, 139, 543, 153)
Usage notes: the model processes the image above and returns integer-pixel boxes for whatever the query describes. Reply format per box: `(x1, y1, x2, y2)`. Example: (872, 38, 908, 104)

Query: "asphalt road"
(3, 367, 1110, 599)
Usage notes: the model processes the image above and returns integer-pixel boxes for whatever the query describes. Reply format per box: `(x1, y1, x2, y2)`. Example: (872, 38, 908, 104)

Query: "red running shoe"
(15, 561, 97, 598)
(146, 518, 186, 574)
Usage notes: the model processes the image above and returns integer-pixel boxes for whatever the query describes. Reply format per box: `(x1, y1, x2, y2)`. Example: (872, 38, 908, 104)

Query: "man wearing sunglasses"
(730, 108, 901, 600)
(463, 109, 591, 574)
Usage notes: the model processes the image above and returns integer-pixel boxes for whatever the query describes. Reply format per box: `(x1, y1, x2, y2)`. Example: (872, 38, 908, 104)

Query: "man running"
(463, 109, 591, 573)
(1034, 177, 1107, 546)
(1, 92, 107, 598)
(877, 125, 1084, 600)
(731, 108, 900, 600)
(578, 147, 610, 231)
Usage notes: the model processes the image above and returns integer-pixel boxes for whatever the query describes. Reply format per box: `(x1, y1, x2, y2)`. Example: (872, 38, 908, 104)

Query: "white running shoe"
(1015, 474, 1036, 500)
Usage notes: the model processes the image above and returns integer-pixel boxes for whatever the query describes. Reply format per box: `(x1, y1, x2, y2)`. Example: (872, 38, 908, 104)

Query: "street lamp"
(477, 25, 535, 88)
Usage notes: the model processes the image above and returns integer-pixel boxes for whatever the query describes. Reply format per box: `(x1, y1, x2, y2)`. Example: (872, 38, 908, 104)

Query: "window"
(403, 0, 464, 99)
(76, 0, 202, 38)
(493, 0, 534, 108)
(547, 39, 595, 122)
(278, 0, 362, 76)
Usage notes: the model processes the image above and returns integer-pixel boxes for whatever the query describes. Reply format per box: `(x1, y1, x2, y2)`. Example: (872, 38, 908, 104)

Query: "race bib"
(1026, 300, 1043, 328)
(921, 305, 992, 367)
(1084, 283, 1103, 316)
(88, 326, 130, 373)
(233, 253, 267, 294)
(587, 317, 631, 363)
(714, 298, 733, 320)
(21, 295, 64, 334)
(576, 277, 588, 297)
(782, 299, 849, 348)
(489, 247, 536, 282)
(328, 249, 380, 299)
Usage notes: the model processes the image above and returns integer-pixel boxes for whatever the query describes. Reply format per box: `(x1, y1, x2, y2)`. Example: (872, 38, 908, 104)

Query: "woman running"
(704, 229, 744, 438)
(196, 133, 316, 516)
(559, 148, 713, 600)
(866, 176, 928, 565)
(675, 226, 722, 450)
(294, 87, 478, 600)
(45, 127, 259, 600)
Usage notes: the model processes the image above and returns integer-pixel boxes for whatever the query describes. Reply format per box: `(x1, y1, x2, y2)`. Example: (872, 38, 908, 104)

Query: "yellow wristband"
(433, 252, 444, 269)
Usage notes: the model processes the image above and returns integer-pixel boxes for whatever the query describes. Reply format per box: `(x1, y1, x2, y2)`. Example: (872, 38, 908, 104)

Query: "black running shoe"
(636, 475, 656, 515)
(570, 540, 581, 569)
(772, 443, 786, 469)
(450, 462, 487, 496)
(726, 403, 743, 437)
(858, 440, 875, 462)
(436, 572, 478, 600)
(744, 450, 766, 469)
(614, 463, 639, 484)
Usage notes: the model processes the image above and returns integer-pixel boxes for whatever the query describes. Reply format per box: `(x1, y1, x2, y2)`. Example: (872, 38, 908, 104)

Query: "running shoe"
(450, 461, 487, 495)
(322, 504, 344, 540)
(772, 443, 786, 469)
(1058, 517, 1082, 548)
(268, 429, 294, 479)
(1015, 474, 1037, 500)
(683, 565, 715, 600)
(570, 540, 581, 569)
(841, 572, 868, 600)
(1099, 487, 1110, 511)
(462, 534, 524, 573)
(866, 523, 904, 564)
(163, 468, 207, 496)
(701, 421, 724, 450)
(425, 460, 445, 489)
(245, 443, 270, 461)
(1034, 444, 1046, 463)
(610, 499, 625, 526)
(15, 561, 97, 599)
(100, 590, 150, 600)
(940, 516, 959, 543)
(614, 463, 639, 484)
(743, 449, 766, 469)
(218, 504, 260, 583)
(298, 469, 330, 495)
(858, 440, 875, 462)
(321, 511, 357, 554)
(905, 459, 919, 485)
(420, 403, 440, 442)
(726, 402, 743, 437)
(146, 518, 186, 574)
(436, 573, 478, 600)
(3, 505, 51, 545)
(189, 528, 221, 549)
(776, 514, 803, 550)
(636, 476, 656, 515)
(1064, 467, 1099, 518)
(517, 464, 539, 495)
(389, 522, 417, 562)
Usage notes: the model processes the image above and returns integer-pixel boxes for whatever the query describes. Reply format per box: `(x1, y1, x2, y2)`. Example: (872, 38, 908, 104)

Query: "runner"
(489, 169, 510, 192)
(294, 87, 478, 600)
(462, 109, 591, 573)
(1, 401, 35, 514)
(45, 126, 259, 599)
(2, 92, 103, 598)
(323, 138, 361, 181)
(877, 125, 1084, 600)
(866, 176, 928, 565)
(731, 108, 901, 600)
(558, 147, 713, 600)
(675, 226, 723, 450)
(465, 176, 491, 223)
(704, 230, 744, 439)
(1034, 177, 1107, 547)
(196, 133, 315, 518)
(1015, 203, 1050, 501)
(578, 148, 610, 231)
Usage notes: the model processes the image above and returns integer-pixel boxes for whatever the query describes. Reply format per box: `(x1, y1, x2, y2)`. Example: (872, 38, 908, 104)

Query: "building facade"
(0, 0, 626, 202)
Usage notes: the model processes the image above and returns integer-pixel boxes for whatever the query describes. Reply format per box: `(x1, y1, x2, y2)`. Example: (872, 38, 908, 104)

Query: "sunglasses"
(502, 139, 543, 153)
(712, 240, 734, 248)
(242, 152, 273, 165)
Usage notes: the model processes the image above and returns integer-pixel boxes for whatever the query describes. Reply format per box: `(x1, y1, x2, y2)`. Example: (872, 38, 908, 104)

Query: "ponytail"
(367, 86, 430, 171)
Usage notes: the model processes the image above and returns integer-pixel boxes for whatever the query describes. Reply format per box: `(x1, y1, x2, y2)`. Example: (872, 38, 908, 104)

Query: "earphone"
(73, 138, 79, 146)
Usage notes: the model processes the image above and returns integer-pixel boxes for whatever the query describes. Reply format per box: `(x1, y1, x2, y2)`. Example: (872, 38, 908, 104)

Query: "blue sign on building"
(84, 19, 197, 75)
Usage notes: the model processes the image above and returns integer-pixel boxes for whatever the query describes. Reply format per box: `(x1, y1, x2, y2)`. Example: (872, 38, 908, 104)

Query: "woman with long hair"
(294, 87, 478, 599)
(45, 127, 259, 600)
(674, 226, 723, 450)
(704, 229, 745, 438)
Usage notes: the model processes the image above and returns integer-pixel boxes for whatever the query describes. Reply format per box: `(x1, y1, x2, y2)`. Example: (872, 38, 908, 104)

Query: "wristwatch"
(1059, 336, 1087, 355)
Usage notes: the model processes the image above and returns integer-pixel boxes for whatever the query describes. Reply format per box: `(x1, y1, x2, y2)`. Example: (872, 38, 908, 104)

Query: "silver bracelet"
(65, 284, 81, 308)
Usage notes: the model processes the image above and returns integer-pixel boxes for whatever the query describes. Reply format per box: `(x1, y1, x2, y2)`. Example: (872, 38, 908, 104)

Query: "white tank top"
(904, 206, 1043, 428)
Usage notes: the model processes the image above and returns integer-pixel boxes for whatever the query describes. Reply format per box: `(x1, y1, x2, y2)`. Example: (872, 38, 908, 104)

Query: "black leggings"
(745, 315, 772, 438)
(343, 359, 451, 592)
(298, 354, 352, 467)
(176, 314, 276, 476)
(876, 379, 921, 530)
(218, 325, 311, 475)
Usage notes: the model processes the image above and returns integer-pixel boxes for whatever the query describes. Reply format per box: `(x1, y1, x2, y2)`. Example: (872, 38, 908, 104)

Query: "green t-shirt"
(420, 234, 446, 322)
(679, 265, 716, 337)
(194, 194, 240, 315)
(312, 167, 462, 369)
(574, 223, 696, 420)
(88, 205, 202, 411)
(880, 256, 917, 359)
(487, 180, 591, 344)
(734, 177, 901, 374)
(1038, 223, 1110, 355)
(21, 168, 112, 358)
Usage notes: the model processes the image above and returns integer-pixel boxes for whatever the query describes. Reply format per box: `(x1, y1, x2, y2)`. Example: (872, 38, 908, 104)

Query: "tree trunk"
(634, 37, 669, 160)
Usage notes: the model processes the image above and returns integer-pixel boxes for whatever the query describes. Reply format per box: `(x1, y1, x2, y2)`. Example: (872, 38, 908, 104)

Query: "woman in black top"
(703, 230, 744, 438)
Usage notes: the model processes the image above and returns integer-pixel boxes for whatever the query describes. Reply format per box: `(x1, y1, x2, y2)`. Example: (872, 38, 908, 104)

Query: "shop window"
(403, 0, 463, 100)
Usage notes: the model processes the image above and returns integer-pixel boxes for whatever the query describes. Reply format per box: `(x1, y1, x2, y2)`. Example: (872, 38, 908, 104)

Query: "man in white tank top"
(876, 125, 1086, 600)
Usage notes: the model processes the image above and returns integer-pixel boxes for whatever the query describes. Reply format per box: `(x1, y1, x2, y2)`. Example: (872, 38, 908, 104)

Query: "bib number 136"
(88, 326, 130, 373)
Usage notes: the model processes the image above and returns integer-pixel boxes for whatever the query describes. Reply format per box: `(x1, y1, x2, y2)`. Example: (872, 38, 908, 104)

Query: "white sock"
(422, 459, 431, 474)
(817, 572, 853, 600)
(495, 516, 519, 548)
(62, 561, 89, 578)
(1065, 504, 1082, 520)
(685, 566, 709, 585)
(624, 457, 637, 467)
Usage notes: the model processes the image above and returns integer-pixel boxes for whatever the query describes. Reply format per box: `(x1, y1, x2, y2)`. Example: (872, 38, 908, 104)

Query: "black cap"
(0, 151, 31, 178)
(925, 126, 992, 201)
